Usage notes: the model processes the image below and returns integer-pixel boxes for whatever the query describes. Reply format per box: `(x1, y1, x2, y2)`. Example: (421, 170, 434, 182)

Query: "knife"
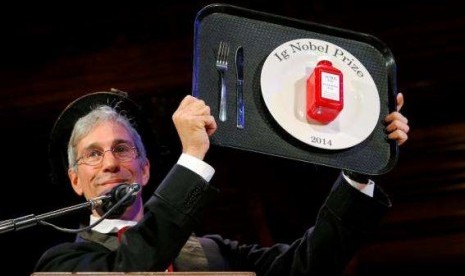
(235, 46, 245, 129)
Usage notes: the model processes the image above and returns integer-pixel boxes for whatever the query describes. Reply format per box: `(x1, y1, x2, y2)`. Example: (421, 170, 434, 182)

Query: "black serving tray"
(192, 3, 399, 175)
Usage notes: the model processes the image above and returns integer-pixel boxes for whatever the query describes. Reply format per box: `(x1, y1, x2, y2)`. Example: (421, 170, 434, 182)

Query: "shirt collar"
(90, 215, 137, 234)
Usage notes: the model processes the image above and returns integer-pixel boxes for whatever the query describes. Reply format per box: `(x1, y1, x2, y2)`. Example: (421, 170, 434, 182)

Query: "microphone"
(96, 183, 141, 218)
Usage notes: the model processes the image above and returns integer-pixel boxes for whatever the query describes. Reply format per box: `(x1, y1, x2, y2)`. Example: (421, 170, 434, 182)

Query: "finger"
(200, 104, 211, 116)
(385, 119, 410, 134)
(385, 111, 408, 125)
(204, 115, 217, 136)
(388, 129, 408, 146)
(182, 98, 209, 113)
(177, 95, 197, 109)
(192, 100, 210, 115)
(396, 92, 404, 111)
(187, 103, 211, 117)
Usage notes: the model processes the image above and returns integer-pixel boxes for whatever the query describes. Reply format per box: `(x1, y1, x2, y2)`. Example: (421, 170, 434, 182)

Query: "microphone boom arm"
(0, 195, 109, 234)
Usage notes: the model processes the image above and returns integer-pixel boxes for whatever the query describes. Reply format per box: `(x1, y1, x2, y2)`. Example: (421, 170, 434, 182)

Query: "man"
(35, 90, 409, 275)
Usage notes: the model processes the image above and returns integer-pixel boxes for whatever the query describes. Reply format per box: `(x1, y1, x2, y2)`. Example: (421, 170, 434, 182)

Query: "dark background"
(0, 1, 463, 275)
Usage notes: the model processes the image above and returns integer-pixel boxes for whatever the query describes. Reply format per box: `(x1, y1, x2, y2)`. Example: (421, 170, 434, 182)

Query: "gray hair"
(67, 104, 147, 170)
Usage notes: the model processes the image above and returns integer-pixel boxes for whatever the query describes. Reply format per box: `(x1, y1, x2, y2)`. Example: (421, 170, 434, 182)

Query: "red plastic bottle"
(306, 60, 344, 124)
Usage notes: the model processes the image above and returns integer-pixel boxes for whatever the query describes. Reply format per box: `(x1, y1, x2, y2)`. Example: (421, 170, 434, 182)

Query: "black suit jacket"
(35, 165, 390, 275)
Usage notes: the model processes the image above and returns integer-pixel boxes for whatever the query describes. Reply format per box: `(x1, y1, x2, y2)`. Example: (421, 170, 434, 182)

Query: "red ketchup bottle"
(306, 59, 344, 124)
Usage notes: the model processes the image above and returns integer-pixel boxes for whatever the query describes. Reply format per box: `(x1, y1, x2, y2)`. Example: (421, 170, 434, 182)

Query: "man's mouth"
(98, 179, 130, 195)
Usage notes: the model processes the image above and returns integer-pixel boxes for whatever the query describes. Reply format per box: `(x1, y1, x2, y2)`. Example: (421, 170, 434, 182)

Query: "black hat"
(48, 89, 161, 187)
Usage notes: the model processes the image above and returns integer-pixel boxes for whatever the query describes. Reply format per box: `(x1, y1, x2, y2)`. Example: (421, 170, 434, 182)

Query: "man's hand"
(385, 93, 409, 146)
(172, 95, 217, 160)
(345, 93, 410, 185)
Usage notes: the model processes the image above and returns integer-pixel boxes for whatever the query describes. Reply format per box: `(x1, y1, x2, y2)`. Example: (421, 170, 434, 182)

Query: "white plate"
(260, 38, 380, 150)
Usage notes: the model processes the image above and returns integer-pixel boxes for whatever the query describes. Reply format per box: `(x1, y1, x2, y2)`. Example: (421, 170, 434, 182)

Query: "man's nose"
(101, 150, 121, 170)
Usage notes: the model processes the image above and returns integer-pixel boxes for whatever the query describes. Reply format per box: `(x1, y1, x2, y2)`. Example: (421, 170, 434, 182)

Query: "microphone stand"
(0, 195, 109, 234)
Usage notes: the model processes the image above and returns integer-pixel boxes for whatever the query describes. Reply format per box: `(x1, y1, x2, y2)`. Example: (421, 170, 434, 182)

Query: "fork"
(216, 41, 229, 122)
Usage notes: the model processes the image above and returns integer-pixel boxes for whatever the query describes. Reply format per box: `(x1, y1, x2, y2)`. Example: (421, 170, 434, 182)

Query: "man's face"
(68, 121, 149, 201)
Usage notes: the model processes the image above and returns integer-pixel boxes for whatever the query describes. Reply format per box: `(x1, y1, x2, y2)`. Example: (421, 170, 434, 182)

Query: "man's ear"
(68, 168, 83, 196)
(141, 158, 150, 187)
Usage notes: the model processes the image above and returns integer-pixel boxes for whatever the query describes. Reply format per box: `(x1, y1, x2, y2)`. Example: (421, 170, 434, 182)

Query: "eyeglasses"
(75, 143, 138, 166)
